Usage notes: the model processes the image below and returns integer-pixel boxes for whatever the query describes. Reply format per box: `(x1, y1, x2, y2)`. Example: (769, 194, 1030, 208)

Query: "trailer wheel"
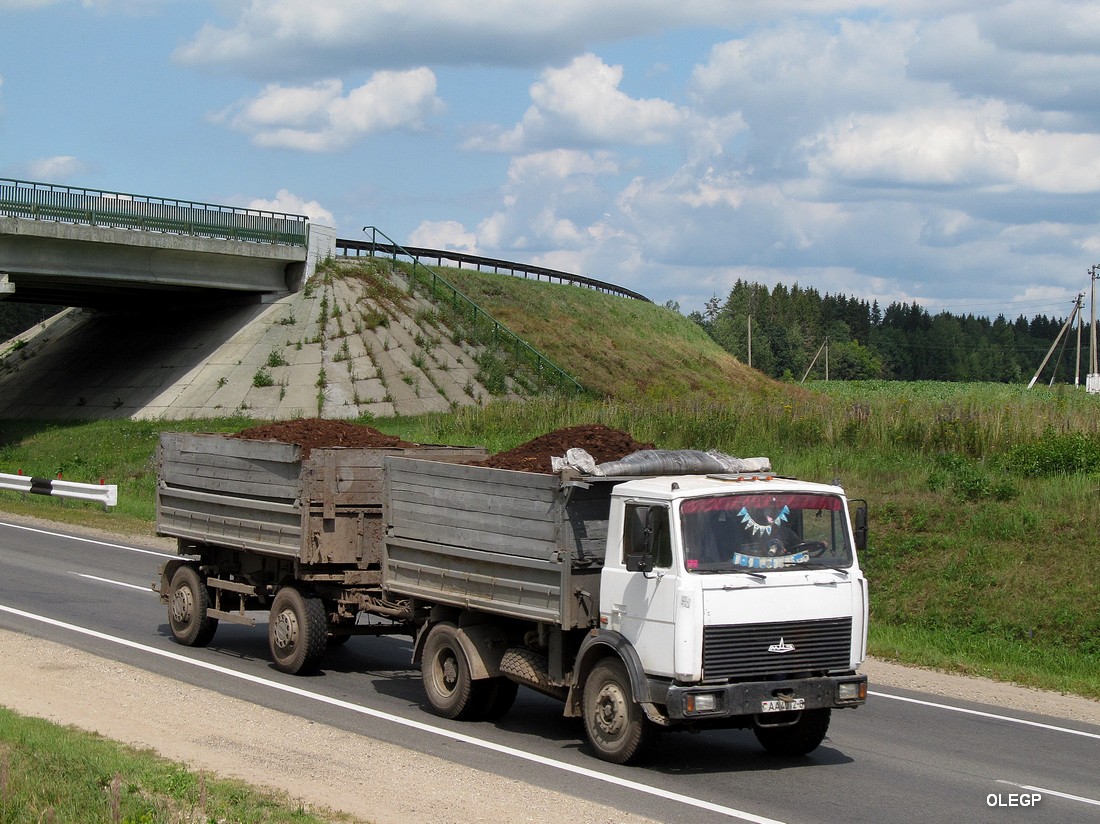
(754, 708, 831, 756)
(422, 622, 483, 720)
(582, 658, 651, 764)
(167, 565, 218, 647)
(268, 587, 327, 675)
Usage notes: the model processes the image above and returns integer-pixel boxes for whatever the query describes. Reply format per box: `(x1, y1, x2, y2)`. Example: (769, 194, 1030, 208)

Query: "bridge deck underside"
(0, 218, 306, 308)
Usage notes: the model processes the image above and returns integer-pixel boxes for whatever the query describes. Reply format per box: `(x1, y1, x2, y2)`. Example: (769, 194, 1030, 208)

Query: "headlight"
(838, 681, 866, 701)
(685, 692, 721, 713)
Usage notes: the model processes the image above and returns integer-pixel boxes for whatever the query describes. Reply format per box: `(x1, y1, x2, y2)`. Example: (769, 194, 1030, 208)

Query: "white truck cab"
(589, 472, 868, 758)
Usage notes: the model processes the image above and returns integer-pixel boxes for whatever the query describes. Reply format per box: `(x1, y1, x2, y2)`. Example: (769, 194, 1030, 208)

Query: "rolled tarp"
(553, 448, 771, 476)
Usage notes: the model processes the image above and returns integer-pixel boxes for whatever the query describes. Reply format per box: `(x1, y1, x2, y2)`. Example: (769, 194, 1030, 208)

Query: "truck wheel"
(268, 587, 327, 675)
(583, 658, 651, 764)
(754, 708, 831, 756)
(167, 565, 218, 647)
(422, 622, 483, 720)
(478, 677, 519, 720)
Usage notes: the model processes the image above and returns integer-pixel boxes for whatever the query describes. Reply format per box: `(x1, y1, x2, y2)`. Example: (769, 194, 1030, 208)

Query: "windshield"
(680, 492, 854, 573)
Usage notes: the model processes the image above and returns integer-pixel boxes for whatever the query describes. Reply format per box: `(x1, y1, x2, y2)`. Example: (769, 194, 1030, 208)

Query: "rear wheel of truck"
(754, 708, 831, 756)
(422, 622, 486, 720)
(167, 565, 218, 647)
(583, 658, 651, 764)
(478, 677, 519, 720)
(268, 586, 328, 675)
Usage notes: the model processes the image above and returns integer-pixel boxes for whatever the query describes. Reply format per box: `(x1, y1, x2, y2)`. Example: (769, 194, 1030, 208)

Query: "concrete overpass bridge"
(0, 178, 334, 308)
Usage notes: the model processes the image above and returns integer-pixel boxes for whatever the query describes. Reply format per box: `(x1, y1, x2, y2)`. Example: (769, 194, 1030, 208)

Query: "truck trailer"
(155, 432, 869, 764)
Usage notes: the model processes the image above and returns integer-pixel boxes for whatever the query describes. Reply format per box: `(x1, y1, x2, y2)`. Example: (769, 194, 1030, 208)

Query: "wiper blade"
(727, 569, 767, 582)
(799, 563, 850, 575)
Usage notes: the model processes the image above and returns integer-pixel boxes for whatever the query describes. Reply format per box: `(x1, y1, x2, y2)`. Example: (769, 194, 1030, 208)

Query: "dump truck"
(155, 432, 869, 764)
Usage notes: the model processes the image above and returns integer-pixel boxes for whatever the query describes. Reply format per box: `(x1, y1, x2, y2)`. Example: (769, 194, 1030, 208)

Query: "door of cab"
(600, 502, 679, 678)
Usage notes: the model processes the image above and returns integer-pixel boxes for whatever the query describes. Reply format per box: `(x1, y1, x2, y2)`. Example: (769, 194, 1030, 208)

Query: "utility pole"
(1092, 265, 1099, 378)
(1029, 294, 1082, 389)
(1076, 292, 1083, 386)
(747, 315, 752, 369)
(801, 336, 829, 383)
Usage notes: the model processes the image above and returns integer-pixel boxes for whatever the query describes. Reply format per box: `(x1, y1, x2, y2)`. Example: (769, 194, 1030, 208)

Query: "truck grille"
(703, 617, 852, 680)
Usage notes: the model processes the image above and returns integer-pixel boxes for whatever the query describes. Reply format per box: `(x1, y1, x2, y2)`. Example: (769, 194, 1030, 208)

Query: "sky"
(2, 1, 1100, 319)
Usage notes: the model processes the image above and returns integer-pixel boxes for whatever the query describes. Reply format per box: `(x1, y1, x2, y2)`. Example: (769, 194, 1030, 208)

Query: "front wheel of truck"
(422, 622, 483, 720)
(582, 658, 652, 764)
(754, 708, 831, 756)
(167, 565, 218, 647)
(268, 586, 328, 675)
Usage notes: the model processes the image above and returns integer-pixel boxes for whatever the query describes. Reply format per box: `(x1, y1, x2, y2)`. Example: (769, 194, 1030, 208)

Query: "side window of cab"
(623, 504, 673, 568)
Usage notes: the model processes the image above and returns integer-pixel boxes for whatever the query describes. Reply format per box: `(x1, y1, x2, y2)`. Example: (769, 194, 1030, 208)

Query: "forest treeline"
(686, 280, 1082, 384)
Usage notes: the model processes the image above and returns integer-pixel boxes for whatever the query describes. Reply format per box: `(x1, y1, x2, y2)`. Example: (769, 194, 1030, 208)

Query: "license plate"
(761, 698, 805, 713)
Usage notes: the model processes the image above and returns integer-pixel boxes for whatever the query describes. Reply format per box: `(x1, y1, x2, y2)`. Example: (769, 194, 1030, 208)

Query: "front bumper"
(663, 673, 867, 722)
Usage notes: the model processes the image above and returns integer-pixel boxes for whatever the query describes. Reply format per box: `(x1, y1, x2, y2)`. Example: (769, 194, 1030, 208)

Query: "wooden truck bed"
(155, 432, 487, 567)
(383, 456, 616, 629)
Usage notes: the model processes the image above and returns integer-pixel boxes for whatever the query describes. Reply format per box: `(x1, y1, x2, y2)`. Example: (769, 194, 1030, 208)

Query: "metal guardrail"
(0, 471, 118, 509)
(0, 178, 308, 246)
(337, 237, 650, 302)
(356, 226, 586, 394)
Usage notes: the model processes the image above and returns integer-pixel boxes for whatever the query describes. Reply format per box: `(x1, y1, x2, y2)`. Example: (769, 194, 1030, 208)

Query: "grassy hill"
(433, 265, 776, 400)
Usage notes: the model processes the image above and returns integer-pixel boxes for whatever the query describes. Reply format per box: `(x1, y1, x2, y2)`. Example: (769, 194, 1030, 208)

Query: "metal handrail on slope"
(337, 237, 650, 302)
(358, 226, 586, 394)
(0, 178, 308, 246)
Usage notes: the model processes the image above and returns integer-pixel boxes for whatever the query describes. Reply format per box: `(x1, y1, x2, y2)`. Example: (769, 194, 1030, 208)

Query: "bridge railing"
(357, 226, 586, 394)
(337, 237, 649, 302)
(0, 178, 308, 246)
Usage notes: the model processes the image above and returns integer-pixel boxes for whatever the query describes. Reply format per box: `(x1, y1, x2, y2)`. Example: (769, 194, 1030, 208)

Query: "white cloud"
(247, 190, 335, 225)
(18, 156, 91, 182)
(506, 149, 620, 183)
(175, 1, 885, 75)
(466, 54, 687, 152)
(0, 0, 61, 8)
(408, 220, 478, 254)
(806, 104, 1100, 193)
(217, 70, 443, 151)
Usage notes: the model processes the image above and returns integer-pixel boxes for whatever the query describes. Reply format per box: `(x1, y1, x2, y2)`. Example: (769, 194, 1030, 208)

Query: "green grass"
(0, 707, 357, 823)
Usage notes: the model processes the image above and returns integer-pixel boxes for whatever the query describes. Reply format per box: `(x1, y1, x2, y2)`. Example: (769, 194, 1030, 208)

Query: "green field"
(1, 380, 1098, 699)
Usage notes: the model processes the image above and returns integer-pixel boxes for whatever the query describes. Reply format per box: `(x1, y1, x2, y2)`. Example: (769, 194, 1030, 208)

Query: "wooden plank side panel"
(386, 459, 562, 559)
(384, 537, 564, 623)
(164, 432, 303, 464)
(159, 433, 302, 501)
(157, 496, 300, 558)
(387, 495, 558, 545)
(300, 446, 488, 506)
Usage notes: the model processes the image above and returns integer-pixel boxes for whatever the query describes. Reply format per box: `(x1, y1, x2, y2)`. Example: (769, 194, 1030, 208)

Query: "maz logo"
(767, 637, 795, 653)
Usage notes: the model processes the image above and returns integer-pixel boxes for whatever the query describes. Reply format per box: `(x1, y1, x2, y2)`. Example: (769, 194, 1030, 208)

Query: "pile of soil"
(233, 419, 418, 457)
(478, 424, 653, 473)
(232, 419, 650, 473)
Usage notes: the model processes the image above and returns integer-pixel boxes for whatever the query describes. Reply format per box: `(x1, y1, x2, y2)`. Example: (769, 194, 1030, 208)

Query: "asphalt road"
(1, 518, 1098, 824)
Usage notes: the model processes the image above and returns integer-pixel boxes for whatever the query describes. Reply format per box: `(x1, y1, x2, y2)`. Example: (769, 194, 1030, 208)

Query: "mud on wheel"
(268, 586, 328, 675)
(167, 565, 218, 647)
(582, 657, 652, 764)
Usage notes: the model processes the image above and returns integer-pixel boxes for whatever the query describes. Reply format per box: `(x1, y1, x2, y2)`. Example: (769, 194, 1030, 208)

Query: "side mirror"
(626, 552, 654, 573)
(852, 501, 868, 552)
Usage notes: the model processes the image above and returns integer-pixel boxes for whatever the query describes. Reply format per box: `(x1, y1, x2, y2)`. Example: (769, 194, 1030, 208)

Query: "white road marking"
(74, 572, 152, 592)
(997, 780, 1100, 808)
(0, 521, 174, 558)
(0, 603, 786, 824)
(869, 690, 1100, 740)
